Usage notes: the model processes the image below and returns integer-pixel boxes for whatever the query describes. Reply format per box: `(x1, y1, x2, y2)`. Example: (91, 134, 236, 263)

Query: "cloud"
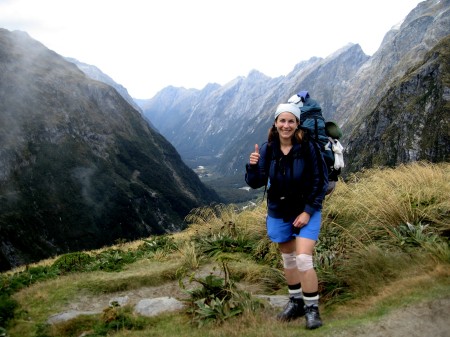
(0, 0, 421, 98)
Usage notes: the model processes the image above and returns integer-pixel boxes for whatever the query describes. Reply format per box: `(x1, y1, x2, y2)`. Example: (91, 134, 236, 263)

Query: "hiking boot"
(304, 305, 323, 329)
(276, 296, 305, 321)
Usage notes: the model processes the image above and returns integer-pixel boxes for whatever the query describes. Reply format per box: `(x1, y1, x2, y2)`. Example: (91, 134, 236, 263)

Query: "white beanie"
(275, 103, 300, 121)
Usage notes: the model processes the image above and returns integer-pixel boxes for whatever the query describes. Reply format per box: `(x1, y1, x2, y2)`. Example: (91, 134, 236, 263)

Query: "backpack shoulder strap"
(263, 142, 272, 175)
(262, 142, 273, 202)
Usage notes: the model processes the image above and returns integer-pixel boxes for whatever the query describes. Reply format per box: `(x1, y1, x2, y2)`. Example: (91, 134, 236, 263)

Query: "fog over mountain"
(0, 29, 220, 271)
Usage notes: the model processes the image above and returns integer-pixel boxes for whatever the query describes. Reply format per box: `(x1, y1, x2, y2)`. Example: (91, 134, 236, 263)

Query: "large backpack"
(288, 91, 345, 187)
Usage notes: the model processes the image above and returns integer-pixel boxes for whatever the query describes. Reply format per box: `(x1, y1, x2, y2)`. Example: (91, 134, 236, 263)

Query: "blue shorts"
(266, 211, 322, 243)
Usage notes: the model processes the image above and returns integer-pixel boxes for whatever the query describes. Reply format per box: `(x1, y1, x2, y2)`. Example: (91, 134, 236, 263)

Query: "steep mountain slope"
(66, 57, 144, 115)
(336, 0, 450, 133)
(345, 35, 450, 171)
(0, 29, 220, 271)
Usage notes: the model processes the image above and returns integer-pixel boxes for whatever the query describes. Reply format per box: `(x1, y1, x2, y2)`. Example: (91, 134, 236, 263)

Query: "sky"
(0, 0, 423, 99)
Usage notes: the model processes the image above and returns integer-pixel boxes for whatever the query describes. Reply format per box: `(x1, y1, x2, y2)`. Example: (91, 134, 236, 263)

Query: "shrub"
(52, 252, 93, 273)
(195, 233, 254, 258)
(180, 261, 264, 326)
(89, 249, 137, 272)
(0, 294, 17, 327)
(138, 235, 178, 254)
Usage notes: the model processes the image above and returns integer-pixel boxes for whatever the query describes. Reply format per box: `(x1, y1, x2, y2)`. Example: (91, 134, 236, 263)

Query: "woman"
(245, 103, 328, 330)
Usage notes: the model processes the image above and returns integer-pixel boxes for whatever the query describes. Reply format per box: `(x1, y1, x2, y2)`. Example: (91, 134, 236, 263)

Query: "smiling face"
(275, 112, 299, 141)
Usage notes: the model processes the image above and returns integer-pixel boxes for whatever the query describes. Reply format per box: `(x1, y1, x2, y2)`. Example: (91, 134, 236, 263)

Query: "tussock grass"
(317, 162, 449, 301)
(325, 161, 449, 235)
(184, 203, 268, 241)
(177, 241, 205, 270)
(2, 162, 449, 337)
(227, 258, 285, 293)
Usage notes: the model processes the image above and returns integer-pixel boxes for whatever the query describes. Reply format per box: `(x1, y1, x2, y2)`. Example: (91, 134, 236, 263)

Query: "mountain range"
(0, 0, 449, 271)
(139, 0, 449, 179)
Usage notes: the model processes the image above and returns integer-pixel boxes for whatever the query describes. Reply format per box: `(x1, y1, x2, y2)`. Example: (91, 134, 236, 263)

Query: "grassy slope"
(2, 162, 449, 337)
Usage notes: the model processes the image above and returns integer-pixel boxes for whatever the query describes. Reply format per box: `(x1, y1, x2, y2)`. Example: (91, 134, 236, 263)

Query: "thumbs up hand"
(249, 144, 260, 165)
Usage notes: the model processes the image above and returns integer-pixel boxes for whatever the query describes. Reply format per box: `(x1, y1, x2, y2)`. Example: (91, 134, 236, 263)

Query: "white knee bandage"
(281, 252, 297, 269)
(296, 254, 314, 271)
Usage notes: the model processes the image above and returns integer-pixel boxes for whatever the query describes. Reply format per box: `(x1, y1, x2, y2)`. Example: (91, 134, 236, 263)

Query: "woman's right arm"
(245, 142, 269, 189)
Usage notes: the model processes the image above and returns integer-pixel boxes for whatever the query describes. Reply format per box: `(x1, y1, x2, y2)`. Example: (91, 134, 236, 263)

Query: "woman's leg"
(276, 239, 305, 321)
(279, 239, 300, 285)
(296, 236, 322, 329)
(295, 237, 318, 293)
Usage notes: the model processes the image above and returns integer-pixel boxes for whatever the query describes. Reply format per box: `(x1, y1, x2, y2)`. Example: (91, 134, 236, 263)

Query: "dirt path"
(59, 280, 450, 337)
(331, 297, 450, 337)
